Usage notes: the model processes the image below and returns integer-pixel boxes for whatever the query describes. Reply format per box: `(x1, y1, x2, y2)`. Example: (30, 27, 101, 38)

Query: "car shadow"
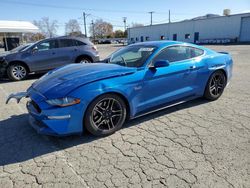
(0, 98, 209, 166)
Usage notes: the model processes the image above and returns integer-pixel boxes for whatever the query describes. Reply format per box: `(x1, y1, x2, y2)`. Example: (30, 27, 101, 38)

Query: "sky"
(0, 0, 249, 36)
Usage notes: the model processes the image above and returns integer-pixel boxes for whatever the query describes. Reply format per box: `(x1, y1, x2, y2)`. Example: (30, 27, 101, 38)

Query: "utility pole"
(91, 20, 95, 40)
(123, 17, 127, 32)
(169, 10, 171, 23)
(83, 12, 87, 37)
(123, 17, 127, 36)
(123, 17, 127, 45)
(148, 11, 154, 25)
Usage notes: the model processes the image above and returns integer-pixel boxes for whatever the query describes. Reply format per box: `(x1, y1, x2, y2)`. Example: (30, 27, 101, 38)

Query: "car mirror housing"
(32, 46, 38, 53)
(152, 60, 170, 68)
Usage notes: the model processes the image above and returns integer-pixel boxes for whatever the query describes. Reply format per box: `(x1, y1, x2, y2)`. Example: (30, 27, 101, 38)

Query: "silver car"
(0, 36, 100, 81)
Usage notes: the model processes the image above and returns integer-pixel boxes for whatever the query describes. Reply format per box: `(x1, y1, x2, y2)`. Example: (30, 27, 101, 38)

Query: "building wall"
(128, 13, 250, 43)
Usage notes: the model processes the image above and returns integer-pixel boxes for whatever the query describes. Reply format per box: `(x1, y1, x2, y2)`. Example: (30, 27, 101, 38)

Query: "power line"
(0, 0, 167, 14)
(1, 0, 200, 16)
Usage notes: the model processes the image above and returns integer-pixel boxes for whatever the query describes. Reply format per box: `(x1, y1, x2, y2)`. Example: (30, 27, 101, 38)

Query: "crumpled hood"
(0, 51, 10, 59)
(31, 63, 136, 99)
(0, 51, 11, 59)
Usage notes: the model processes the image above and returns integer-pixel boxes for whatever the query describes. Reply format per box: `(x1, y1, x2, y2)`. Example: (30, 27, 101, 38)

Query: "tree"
(89, 19, 113, 38)
(30, 33, 46, 41)
(65, 19, 82, 36)
(131, 22, 144, 28)
(113, 30, 124, 38)
(33, 17, 58, 38)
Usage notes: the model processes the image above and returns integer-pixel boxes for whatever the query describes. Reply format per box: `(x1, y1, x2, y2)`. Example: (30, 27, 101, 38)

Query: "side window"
(59, 39, 74, 48)
(36, 40, 57, 51)
(153, 46, 204, 63)
(153, 46, 190, 63)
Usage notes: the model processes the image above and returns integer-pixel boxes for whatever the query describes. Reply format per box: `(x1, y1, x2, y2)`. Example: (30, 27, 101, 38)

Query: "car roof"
(56, 36, 93, 45)
(130, 40, 205, 50)
(35, 36, 93, 45)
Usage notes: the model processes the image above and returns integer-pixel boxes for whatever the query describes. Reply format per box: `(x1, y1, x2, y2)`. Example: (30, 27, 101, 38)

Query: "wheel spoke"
(96, 104, 105, 112)
(106, 120, 111, 130)
(94, 108, 103, 115)
(111, 110, 122, 118)
(96, 119, 105, 128)
(92, 98, 123, 131)
(214, 87, 218, 95)
(109, 118, 115, 128)
(106, 99, 111, 109)
(210, 85, 216, 91)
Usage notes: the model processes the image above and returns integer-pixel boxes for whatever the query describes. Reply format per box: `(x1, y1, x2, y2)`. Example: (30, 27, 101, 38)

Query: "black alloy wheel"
(204, 70, 226, 100)
(85, 94, 127, 136)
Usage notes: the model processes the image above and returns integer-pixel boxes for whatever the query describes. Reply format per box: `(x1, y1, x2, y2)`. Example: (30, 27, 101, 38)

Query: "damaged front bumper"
(6, 91, 28, 104)
(6, 90, 84, 136)
(0, 60, 8, 77)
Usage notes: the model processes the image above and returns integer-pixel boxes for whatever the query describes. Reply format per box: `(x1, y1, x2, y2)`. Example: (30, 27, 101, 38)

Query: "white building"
(127, 13, 250, 44)
(0, 20, 39, 51)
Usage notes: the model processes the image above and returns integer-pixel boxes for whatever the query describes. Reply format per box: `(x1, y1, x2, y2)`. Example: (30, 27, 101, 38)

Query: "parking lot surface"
(0, 44, 249, 188)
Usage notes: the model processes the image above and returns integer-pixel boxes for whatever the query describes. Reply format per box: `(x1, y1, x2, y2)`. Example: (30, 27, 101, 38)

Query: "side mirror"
(32, 46, 38, 53)
(152, 60, 170, 68)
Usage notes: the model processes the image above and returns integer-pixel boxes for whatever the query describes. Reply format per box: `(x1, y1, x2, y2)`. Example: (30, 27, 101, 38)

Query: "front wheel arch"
(7, 61, 30, 81)
(8, 61, 30, 73)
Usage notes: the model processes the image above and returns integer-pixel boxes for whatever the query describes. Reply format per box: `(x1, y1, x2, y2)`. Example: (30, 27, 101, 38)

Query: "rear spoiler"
(217, 51, 229, 54)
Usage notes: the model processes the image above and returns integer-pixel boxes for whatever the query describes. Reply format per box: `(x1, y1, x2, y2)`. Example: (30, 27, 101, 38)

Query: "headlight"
(46, 97, 80, 107)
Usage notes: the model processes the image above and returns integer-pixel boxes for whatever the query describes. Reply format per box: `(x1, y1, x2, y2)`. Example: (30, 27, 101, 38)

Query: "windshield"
(10, 44, 32, 53)
(109, 45, 157, 67)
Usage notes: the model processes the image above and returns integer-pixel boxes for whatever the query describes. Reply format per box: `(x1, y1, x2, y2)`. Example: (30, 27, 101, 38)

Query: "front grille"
(30, 100, 41, 113)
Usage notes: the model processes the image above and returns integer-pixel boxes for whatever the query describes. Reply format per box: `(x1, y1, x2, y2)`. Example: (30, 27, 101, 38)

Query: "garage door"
(240, 16, 250, 42)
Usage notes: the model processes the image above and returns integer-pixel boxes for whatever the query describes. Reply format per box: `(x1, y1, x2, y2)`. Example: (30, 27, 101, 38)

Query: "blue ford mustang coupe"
(6, 41, 233, 136)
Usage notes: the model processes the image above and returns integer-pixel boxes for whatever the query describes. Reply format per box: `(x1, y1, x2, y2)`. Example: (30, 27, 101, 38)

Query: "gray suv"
(0, 36, 100, 81)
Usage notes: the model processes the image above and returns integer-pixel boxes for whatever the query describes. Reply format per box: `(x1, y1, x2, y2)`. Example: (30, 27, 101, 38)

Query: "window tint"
(36, 40, 57, 51)
(59, 39, 74, 48)
(153, 46, 204, 63)
(190, 47, 204, 58)
(110, 45, 156, 67)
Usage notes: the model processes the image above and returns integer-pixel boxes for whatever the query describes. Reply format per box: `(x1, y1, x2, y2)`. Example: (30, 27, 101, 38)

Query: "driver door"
(27, 39, 59, 71)
(136, 45, 199, 113)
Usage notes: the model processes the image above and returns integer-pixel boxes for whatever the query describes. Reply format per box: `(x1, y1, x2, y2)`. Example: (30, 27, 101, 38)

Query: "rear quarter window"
(74, 40, 86, 46)
(190, 47, 204, 58)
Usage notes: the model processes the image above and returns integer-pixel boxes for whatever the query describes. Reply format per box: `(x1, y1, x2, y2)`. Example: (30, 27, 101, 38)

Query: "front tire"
(84, 94, 127, 136)
(7, 64, 28, 81)
(204, 70, 226, 100)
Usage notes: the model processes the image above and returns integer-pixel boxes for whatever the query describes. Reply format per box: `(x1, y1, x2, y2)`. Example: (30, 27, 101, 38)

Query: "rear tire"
(76, 56, 92, 64)
(7, 64, 28, 81)
(204, 70, 226, 100)
(84, 94, 127, 136)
